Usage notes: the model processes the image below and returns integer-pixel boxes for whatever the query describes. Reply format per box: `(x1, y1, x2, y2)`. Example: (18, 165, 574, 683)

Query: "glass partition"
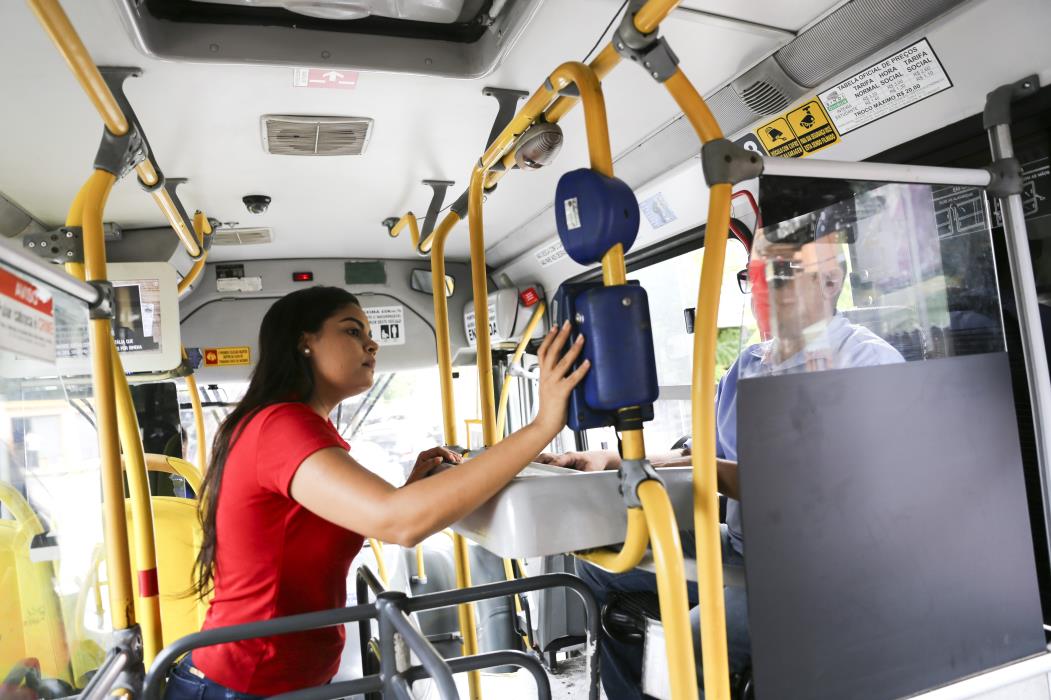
(736, 176, 1003, 379)
(0, 262, 107, 690)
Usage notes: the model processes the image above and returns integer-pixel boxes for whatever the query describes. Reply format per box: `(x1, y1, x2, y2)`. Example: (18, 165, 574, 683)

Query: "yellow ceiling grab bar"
(27, 0, 204, 260)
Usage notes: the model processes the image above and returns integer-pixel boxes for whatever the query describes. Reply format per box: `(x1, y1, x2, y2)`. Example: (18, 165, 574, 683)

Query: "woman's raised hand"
(531, 321, 590, 438)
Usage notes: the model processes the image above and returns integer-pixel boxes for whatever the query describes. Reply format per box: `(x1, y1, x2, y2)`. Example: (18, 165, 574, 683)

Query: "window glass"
(0, 265, 109, 688)
(737, 177, 1003, 380)
(581, 239, 749, 452)
(333, 368, 479, 484)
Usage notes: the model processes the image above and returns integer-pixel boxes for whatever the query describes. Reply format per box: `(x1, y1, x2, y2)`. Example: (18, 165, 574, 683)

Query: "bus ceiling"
(3, 0, 1051, 269)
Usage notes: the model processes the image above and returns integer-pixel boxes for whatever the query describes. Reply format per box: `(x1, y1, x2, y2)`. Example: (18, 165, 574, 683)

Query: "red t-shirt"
(194, 402, 363, 694)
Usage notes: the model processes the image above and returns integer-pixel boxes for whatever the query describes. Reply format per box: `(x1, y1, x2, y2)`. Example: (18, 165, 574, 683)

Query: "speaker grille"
(740, 80, 792, 115)
(775, 0, 965, 88)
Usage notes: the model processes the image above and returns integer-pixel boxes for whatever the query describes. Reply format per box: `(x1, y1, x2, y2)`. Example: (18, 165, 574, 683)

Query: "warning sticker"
(0, 268, 55, 362)
(465, 302, 499, 347)
(757, 99, 840, 158)
(819, 38, 952, 135)
(364, 305, 405, 346)
(994, 147, 1050, 227)
(203, 346, 251, 367)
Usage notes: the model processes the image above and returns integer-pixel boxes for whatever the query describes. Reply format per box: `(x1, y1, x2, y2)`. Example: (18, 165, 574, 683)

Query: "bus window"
(581, 239, 750, 452)
(0, 270, 108, 689)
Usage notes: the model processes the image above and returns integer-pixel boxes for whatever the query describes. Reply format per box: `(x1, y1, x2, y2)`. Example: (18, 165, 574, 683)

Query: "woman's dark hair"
(192, 286, 360, 598)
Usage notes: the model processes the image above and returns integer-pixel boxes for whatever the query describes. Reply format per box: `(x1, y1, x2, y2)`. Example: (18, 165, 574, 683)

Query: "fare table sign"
(0, 267, 56, 362)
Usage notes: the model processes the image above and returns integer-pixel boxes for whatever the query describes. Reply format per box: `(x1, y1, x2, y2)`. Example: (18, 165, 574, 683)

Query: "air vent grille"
(211, 227, 273, 245)
(262, 115, 373, 156)
(739, 80, 791, 115)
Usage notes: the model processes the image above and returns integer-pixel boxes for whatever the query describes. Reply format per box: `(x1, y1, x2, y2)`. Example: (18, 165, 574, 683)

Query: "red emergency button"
(519, 287, 540, 306)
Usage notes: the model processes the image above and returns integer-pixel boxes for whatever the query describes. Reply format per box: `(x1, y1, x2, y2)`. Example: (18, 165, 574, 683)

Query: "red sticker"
(519, 287, 540, 307)
(293, 68, 358, 90)
(138, 568, 159, 598)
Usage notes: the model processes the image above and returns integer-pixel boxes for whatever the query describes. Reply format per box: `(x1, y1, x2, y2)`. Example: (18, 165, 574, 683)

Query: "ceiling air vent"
(261, 115, 374, 156)
(211, 227, 273, 246)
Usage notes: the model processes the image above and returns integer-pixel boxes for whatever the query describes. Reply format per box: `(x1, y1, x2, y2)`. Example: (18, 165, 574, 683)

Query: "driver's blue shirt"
(711, 315, 905, 554)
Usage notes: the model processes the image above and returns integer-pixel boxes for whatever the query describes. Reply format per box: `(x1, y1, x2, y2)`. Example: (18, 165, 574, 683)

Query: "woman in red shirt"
(164, 286, 588, 698)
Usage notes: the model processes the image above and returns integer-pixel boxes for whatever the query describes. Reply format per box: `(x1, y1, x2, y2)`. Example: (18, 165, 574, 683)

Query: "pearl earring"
(303, 348, 312, 356)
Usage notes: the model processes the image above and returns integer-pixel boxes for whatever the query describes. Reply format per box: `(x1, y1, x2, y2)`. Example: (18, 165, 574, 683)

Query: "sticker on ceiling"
(757, 99, 840, 158)
(819, 38, 952, 135)
(293, 67, 359, 90)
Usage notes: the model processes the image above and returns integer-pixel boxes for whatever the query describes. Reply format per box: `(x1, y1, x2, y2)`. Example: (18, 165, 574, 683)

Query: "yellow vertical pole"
(72, 169, 135, 630)
(110, 342, 164, 663)
(466, 167, 500, 448)
(185, 366, 208, 473)
(66, 189, 163, 661)
(663, 66, 732, 700)
(429, 211, 482, 700)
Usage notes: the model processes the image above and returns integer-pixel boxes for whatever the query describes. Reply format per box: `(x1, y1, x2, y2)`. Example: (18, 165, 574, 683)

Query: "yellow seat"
(124, 454, 209, 648)
(0, 481, 72, 685)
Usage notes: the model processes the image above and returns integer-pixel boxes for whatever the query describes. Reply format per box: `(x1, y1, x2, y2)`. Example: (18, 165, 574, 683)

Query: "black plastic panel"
(738, 353, 1045, 699)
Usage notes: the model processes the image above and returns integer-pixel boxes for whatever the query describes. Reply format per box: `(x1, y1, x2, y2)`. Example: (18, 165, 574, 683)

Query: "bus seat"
(0, 482, 72, 687)
(124, 454, 208, 648)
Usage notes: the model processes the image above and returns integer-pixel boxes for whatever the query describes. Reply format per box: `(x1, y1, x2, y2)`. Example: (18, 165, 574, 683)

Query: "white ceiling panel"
(0, 0, 814, 262)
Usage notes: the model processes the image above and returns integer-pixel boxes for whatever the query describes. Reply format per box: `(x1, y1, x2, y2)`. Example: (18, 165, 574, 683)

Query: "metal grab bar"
(144, 573, 598, 700)
(0, 238, 101, 307)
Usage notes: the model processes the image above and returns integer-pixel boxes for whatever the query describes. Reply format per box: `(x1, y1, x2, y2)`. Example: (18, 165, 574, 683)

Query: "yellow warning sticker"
(203, 346, 251, 367)
(756, 99, 840, 158)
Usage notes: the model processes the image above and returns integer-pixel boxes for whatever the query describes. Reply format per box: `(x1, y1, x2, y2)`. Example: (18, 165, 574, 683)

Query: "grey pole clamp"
(613, 5, 680, 83)
(449, 189, 470, 219)
(482, 86, 530, 150)
(701, 139, 765, 186)
(93, 123, 147, 179)
(419, 179, 456, 254)
(88, 280, 115, 320)
(100, 67, 203, 258)
(983, 74, 1039, 129)
(111, 624, 145, 695)
(24, 227, 84, 264)
(985, 157, 1024, 198)
(618, 458, 663, 509)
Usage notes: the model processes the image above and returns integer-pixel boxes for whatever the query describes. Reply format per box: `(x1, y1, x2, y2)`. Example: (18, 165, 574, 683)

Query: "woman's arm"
(290, 322, 589, 546)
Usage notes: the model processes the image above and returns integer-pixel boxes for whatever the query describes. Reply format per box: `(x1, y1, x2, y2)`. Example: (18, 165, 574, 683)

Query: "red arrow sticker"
(293, 67, 359, 90)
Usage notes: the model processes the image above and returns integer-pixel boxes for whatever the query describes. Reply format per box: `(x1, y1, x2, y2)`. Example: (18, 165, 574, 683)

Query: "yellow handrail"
(69, 169, 135, 631)
(664, 66, 732, 700)
(495, 301, 547, 438)
(427, 210, 483, 700)
(386, 212, 424, 253)
(110, 341, 164, 663)
(177, 212, 214, 295)
(185, 367, 208, 474)
(414, 545, 426, 581)
(367, 538, 389, 586)
(27, 0, 204, 259)
(66, 208, 165, 662)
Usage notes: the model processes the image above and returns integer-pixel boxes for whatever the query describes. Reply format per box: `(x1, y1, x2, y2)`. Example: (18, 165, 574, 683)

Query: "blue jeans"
(162, 656, 262, 700)
(576, 526, 751, 700)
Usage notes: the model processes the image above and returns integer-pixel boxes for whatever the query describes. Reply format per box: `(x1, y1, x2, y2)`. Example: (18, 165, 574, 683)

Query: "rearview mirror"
(410, 269, 454, 298)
